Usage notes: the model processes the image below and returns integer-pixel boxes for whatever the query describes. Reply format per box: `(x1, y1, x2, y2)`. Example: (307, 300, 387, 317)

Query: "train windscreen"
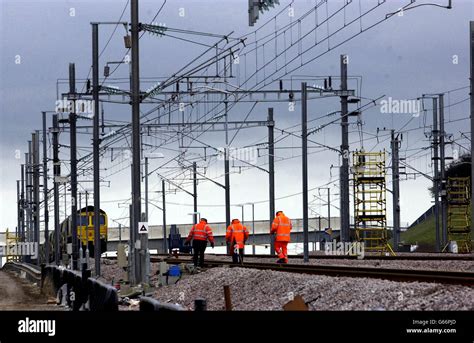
(77, 216, 89, 226)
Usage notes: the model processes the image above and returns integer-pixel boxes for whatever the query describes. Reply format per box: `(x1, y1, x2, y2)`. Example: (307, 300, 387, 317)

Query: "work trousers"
(274, 241, 288, 262)
(192, 239, 208, 267)
(232, 248, 245, 264)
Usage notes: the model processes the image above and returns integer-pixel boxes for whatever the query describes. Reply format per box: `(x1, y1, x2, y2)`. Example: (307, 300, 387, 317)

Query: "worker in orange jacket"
(226, 218, 249, 264)
(271, 211, 292, 263)
(185, 218, 214, 267)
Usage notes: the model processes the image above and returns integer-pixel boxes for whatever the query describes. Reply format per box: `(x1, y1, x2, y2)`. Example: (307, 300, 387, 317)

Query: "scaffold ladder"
(352, 150, 395, 255)
(445, 177, 471, 253)
(5, 229, 20, 262)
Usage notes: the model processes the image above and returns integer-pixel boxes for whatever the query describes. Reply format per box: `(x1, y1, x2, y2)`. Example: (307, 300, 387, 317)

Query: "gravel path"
(0, 270, 62, 310)
(151, 266, 474, 311)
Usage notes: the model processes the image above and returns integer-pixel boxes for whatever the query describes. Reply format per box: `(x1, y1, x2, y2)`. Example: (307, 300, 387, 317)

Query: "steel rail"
(2, 262, 42, 283)
(158, 257, 474, 286)
(140, 252, 474, 261)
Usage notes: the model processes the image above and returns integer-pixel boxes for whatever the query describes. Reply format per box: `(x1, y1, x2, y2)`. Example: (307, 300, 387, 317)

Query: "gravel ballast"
(151, 266, 474, 311)
(201, 255, 474, 272)
(98, 256, 474, 284)
(96, 257, 474, 311)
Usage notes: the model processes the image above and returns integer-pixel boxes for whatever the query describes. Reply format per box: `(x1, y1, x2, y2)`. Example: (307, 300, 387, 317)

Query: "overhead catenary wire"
(39, 0, 461, 232)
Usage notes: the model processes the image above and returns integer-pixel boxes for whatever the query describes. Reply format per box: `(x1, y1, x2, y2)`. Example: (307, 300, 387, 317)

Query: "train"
(48, 206, 108, 261)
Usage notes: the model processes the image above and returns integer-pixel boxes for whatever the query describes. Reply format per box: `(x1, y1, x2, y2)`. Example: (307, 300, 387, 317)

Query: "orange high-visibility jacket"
(226, 220, 249, 249)
(271, 213, 292, 242)
(187, 220, 214, 243)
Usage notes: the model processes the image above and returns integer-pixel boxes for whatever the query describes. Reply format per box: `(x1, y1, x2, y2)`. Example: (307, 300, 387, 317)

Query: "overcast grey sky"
(1, 0, 473, 235)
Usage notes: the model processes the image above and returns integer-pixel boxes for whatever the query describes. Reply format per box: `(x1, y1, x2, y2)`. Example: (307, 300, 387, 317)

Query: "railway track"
(159, 257, 474, 286)
(145, 252, 474, 261)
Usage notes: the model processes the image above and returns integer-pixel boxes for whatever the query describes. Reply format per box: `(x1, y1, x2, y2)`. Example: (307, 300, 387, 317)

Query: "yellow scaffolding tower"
(5, 229, 20, 262)
(446, 177, 471, 253)
(353, 150, 394, 255)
